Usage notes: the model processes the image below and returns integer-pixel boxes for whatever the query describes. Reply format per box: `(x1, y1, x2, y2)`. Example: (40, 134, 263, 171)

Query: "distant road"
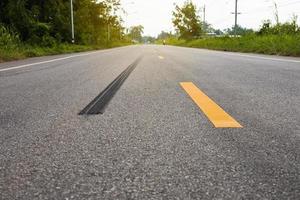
(1, 45, 299, 199)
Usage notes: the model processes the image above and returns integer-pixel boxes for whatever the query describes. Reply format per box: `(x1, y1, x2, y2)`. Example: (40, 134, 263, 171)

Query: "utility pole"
(203, 5, 206, 32)
(234, 0, 238, 36)
(108, 24, 110, 41)
(203, 5, 206, 24)
(231, 0, 241, 37)
(274, 2, 279, 25)
(107, 23, 110, 45)
(200, 5, 206, 33)
(70, 0, 75, 43)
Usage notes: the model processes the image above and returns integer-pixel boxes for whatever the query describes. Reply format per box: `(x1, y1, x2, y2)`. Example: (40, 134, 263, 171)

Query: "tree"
(202, 22, 215, 34)
(142, 36, 155, 43)
(258, 16, 299, 35)
(224, 25, 254, 36)
(157, 31, 173, 40)
(0, 0, 126, 46)
(129, 25, 144, 42)
(172, 0, 202, 39)
(214, 29, 224, 35)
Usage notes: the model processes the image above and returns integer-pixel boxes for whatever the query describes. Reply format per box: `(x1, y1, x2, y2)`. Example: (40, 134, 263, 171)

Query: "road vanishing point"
(1, 45, 299, 199)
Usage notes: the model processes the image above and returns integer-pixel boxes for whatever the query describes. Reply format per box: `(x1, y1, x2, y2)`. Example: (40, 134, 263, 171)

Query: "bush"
(41, 35, 57, 47)
(0, 24, 20, 47)
(258, 18, 299, 35)
(27, 23, 57, 47)
(165, 34, 300, 57)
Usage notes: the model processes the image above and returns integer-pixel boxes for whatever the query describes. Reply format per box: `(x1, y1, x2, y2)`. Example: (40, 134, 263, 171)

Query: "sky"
(120, 0, 300, 36)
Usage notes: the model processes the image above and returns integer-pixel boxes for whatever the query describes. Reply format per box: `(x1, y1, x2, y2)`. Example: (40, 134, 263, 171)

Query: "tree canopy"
(129, 25, 144, 42)
(157, 31, 173, 40)
(172, 0, 202, 39)
(0, 0, 126, 46)
(224, 25, 254, 36)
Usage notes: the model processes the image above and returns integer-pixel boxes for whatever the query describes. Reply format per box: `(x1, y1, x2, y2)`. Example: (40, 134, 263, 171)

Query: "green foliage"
(142, 36, 156, 43)
(129, 25, 144, 42)
(214, 29, 224, 35)
(156, 36, 185, 46)
(0, 41, 131, 62)
(172, 0, 202, 39)
(0, 0, 126, 46)
(0, 24, 23, 62)
(0, 24, 20, 47)
(258, 18, 300, 35)
(165, 14, 300, 57)
(164, 34, 300, 57)
(224, 25, 254, 36)
(157, 31, 174, 40)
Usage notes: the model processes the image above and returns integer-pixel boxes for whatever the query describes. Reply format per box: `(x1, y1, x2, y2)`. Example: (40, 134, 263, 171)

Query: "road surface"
(1, 45, 299, 199)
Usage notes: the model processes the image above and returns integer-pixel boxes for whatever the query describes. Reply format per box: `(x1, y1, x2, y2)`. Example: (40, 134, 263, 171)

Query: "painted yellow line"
(158, 56, 164, 60)
(180, 82, 242, 128)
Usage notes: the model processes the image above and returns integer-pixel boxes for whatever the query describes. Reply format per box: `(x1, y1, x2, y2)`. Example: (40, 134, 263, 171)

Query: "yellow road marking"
(180, 82, 242, 128)
(158, 56, 164, 60)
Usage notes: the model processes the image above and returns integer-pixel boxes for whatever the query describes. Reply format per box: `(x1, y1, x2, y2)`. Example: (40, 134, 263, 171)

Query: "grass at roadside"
(0, 42, 132, 63)
(158, 34, 300, 57)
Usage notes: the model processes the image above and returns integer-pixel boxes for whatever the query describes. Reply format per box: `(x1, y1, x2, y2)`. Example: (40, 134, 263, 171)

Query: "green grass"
(159, 34, 300, 57)
(0, 42, 132, 62)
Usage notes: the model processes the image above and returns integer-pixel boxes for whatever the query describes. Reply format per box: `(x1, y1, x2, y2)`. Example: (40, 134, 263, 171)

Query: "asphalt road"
(0, 45, 299, 199)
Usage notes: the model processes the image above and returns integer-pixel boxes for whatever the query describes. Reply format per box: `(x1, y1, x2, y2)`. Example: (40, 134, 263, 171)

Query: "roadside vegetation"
(0, 0, 144, 62)
(157, 0, 300, 57)
(159, 33, 300, 56)
(0, 24, 131, 62)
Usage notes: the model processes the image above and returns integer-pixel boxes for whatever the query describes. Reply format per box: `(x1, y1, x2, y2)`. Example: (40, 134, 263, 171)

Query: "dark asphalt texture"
(0, 45, 299, 199)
